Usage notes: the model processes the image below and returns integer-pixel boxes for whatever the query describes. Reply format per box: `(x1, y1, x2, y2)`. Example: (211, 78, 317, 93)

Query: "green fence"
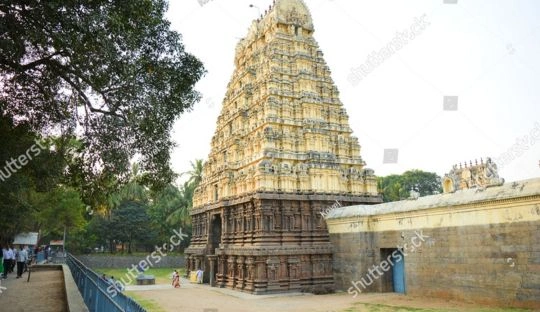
(67, 253, 146, 312)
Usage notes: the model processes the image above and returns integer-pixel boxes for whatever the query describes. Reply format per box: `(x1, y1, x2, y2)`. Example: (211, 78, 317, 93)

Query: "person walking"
(196, 268, 203, 284)
(172, 270, 180, 288)
(0, 245, 4, 278)
(16, 245, 28, 278)
(8, 245, 15, 273)
(2, 246, 13, 278)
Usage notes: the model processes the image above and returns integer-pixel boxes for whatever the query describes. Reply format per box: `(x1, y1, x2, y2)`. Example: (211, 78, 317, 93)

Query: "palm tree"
(119, 163, 147, 202)
(107, 163, 147, 211)
(184, 159, 204, 189)
(165, 181, 193, 228)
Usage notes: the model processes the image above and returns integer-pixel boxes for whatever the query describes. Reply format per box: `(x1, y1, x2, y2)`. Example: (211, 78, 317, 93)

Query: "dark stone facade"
(185, 193, 381, 294)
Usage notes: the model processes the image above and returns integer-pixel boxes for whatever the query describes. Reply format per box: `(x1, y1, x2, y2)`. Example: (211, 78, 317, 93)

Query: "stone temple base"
(215, 245, 334, 294)
(185, 193, 381, 294)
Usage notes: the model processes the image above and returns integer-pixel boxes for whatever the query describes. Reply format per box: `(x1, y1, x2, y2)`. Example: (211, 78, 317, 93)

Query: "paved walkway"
(0, 268, 67, 312)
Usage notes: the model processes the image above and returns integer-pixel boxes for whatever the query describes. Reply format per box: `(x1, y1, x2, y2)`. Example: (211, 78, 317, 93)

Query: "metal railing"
(66, 253, 146, 312)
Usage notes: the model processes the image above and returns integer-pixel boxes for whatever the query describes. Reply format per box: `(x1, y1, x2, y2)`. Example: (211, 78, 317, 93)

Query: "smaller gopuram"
(442, 157, 505, 193)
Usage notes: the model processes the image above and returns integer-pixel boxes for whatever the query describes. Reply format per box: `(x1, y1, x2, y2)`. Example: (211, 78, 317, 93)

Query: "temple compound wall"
(326, 177, 540, 308)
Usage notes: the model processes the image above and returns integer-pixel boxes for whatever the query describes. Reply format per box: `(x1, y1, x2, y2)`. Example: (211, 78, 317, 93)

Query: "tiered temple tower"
(185, 0, 382, 294)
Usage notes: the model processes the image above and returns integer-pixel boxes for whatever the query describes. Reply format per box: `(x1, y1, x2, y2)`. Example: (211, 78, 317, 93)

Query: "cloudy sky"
(165, 0, 540, 184)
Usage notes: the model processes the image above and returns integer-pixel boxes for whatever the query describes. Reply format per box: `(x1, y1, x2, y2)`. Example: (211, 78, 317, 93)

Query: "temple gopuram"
(185, 0, 382, 294)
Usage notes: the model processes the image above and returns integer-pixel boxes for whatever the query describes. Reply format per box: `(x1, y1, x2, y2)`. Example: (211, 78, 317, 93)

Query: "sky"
(165, 0, 540, 184)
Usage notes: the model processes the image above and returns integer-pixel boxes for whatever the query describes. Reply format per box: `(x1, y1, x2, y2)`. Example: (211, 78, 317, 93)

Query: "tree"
(184, 159, 204, 187)
(165, 181, 194, 229)
(0, 0, 205, 188)
(146, 159, 204, 251)
(0, 114, 67, 241)
(148, 183, 187, 250)
(32, 186, 87, 242)
(105, 163, 148, 215)
(85, 164, 153, 252)
(378, 170, 442, 202)
(110, 201, 154, 254)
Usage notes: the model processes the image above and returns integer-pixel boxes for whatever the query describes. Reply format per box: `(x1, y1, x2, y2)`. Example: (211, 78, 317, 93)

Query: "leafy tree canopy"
(378, 169, 442, 202)
(110, 200, 154, 253)
(31, 186, 86, 239)
(71, 158, 203, 253)
(0, 114, 70, 241)
(0, 0, 205, 188)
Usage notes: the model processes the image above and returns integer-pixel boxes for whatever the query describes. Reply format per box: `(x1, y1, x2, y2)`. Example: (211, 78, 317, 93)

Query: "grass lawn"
(94, 267, 186, 286)
(83, 252, 184, 257)
(124, 291, 167, 312)
(93, 267, 184, 311)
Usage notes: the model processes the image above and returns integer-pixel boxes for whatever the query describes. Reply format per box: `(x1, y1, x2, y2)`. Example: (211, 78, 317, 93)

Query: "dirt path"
(125, 279, 509, 312)
(0, 270, 520, 312)
(0, 268, 67, 312)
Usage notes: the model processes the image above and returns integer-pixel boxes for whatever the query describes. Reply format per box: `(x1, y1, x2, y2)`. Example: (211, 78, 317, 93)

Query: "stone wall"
(326, 178, 540, 309)
(76, 254, 185, 269)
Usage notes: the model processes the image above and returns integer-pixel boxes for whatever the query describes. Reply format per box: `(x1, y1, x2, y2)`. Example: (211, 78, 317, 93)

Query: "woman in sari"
(172, 270, 180, 288)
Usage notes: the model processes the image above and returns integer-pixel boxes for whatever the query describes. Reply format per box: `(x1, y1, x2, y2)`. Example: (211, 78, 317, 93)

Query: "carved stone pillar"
(266, 257, 280, 291)
(236, 256, 245, 290)
(288, 257, 301, 291)
(226, 256, 236, 289)
(240, 256, 254, 292)
(217, 255, 227, 287)
(208, 255, 217, 287)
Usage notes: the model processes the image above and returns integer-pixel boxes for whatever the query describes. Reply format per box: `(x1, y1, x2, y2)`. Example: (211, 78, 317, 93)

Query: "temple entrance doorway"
(210, 214, 222, 254)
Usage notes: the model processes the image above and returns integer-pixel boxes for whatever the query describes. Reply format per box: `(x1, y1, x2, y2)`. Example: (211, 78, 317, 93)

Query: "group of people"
(171, 268, 203, 287)
(1, 245, 30, 279)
